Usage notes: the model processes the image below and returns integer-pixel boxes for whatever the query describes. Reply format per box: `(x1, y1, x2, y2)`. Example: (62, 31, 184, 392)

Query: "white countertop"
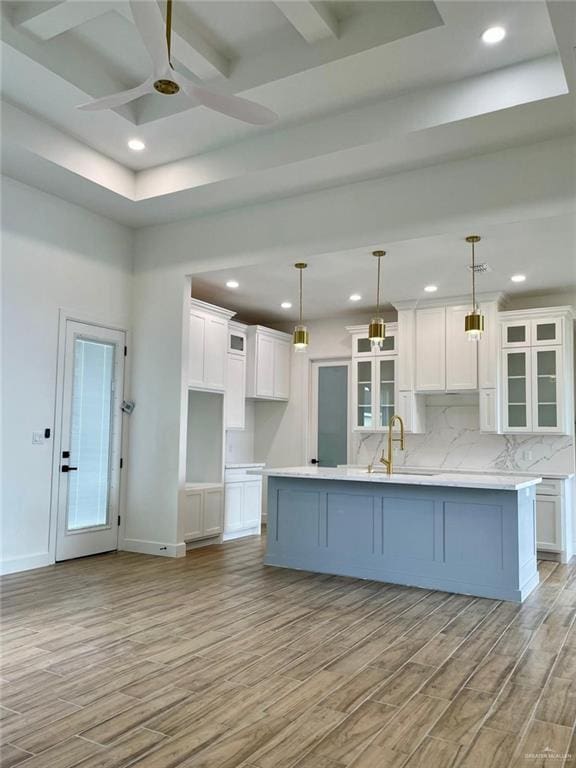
(225, 462, 266, 469)
(250, 466, 542, 491)
(342, 464, 574, 481)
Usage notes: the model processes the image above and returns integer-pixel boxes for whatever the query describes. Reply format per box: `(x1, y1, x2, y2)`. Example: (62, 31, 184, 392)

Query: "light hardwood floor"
(1, 536, 575, 768)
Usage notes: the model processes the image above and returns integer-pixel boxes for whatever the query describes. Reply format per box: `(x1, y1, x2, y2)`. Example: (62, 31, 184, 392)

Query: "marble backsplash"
(351, 395, 575, 475)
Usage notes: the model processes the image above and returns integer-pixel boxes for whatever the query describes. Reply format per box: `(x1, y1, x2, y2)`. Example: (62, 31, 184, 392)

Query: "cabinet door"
(204, 317, 227, 389)
(256, 335, 275, 397)
(479, 389, 497, 433)
(532, 346, 563, 432)
(189, 311, 205, 387)
(502, 320, 530, 347)
(274, 341, 290, 400)
(532, 318, 562, 346)
(445, 306, 478, 390)
(415, 307, 446, 391)
(354, 359, 375, 429)
(242, 481, 262, 529)
(377, 358, 395, 429)
(224, 483, 243, 532)
(203, 488, 223, 536)
(226, 354, 245, 429)
(183, 491, 203, 540)
(536, 495, 562, 551)
(502, 350, 531, 431)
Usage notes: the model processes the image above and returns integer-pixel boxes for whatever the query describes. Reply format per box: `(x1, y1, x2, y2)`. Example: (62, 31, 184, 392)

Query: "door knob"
(61, 465, 78, 472)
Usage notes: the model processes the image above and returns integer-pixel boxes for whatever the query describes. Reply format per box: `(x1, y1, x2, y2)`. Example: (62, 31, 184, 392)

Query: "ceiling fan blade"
(77, 78, 155, 111)
(130, 0, 169, 77)
(175, 73, 278, 126)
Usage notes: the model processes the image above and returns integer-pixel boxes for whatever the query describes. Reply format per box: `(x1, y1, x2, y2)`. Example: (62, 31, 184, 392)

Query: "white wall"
(1, 178, 133, 574)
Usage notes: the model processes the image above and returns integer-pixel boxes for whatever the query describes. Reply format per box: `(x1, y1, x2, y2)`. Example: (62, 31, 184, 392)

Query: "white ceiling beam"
(275, 1, 338, 43)
(12, 1, 116, 40)
(116, 2, 230, 80)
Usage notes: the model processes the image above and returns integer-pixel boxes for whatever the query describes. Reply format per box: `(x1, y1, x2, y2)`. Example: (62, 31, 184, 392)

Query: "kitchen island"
(254, 467, 542, 602)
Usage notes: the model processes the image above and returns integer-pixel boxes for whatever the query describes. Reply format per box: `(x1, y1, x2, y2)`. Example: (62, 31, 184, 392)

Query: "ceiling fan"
(77, 0, 278, 125)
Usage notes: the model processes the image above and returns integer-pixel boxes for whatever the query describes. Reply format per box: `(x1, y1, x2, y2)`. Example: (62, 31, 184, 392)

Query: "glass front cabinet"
(500, 312, 571, 434)
(350, 324, 398, 431)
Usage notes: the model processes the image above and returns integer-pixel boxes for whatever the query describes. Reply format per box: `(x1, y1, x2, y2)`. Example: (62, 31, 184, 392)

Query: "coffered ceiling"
(2, 1, 574, 226)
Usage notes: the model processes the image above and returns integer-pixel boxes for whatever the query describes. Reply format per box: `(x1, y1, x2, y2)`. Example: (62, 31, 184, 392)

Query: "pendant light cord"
(299, 266, 303, 325)
(166, 0, 173, 62)
(376, 254, 381, 314)
(471, 239, 476, 312)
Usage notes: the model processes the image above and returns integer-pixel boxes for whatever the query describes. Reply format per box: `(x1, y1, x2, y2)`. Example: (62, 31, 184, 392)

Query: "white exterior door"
(55, 321, 125, 561)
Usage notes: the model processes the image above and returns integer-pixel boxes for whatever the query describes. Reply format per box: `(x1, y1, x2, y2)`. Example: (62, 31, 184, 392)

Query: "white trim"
(392, 292, 504, 311)
(190, 297, 236, 320)
(308, 359, 352, 466)
(0, 552, 54, 575)
(246, 325, 292, 342)
(120, 538, 186, 558)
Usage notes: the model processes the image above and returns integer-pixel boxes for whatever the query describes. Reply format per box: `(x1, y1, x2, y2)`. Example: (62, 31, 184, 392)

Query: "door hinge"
(120, 457, 123, 469)
(124, 345, 127, 357)
(117, 515, 121, 526)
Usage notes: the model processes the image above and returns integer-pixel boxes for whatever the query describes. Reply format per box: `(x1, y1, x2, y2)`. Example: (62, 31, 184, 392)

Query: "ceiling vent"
(468, 262, 491, 273)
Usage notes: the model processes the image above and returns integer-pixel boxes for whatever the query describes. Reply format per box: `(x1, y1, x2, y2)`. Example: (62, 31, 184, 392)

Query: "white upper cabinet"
(189, 300, 235, 392)
(226, 322, 247, 430)
(246, 326, 291, 401)
(415, 307, 446, 391)
(500, 308, 573, 435)
(445, 305, 478, 391)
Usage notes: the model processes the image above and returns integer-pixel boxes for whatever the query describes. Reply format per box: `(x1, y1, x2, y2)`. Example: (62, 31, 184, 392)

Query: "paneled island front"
(254, 467, 542, 603)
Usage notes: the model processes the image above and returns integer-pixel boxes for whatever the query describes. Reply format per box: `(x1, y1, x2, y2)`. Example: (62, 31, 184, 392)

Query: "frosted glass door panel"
(356, 360, 373, 428)
(535, 348, 559, 429)
(506, 351, 528, 428)
(317, 366, 348, 467)
(67, 339, 114, 530)
(379, 359, 395, 428)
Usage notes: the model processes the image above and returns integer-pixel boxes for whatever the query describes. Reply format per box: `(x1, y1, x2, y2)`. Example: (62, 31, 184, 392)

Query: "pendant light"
(368, 250, 386, 346)
(293, 262, 309, 350)
(464, 235, 485, 341)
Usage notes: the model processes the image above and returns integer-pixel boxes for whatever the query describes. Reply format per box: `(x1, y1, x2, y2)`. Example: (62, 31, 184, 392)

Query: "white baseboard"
(0, 552, 54, 575)
(120, 539, 186, 558)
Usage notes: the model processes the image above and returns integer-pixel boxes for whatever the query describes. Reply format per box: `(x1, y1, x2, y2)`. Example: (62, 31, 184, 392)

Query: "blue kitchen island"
(256, 467, 542, 603)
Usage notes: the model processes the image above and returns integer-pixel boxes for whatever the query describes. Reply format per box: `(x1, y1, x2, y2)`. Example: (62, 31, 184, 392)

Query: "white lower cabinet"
(182, 484, 223, 542)
(224, 467, 263, 540)
(536, 478, 572, 563)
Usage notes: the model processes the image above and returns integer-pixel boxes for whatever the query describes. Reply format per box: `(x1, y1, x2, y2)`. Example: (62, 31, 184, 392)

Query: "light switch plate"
(32, 432, 45, 444)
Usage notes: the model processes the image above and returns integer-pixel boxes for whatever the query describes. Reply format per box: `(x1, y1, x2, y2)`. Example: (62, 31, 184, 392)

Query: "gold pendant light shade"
(464, 235, 485, 341)
(368, 250, 386, 345)
(293, 262, 309, 350)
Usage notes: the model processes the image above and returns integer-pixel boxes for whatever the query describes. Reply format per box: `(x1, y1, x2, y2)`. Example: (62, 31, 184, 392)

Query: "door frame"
(49, 309, 129, 563)
(308, 358, 352, 467)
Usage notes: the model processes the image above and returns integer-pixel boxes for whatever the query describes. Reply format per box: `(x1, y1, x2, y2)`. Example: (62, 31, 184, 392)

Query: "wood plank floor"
(1, 536, 575, 768)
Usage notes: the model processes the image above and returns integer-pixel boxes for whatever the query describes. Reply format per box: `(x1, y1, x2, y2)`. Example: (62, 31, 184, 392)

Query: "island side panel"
(265, 477, 538, 602)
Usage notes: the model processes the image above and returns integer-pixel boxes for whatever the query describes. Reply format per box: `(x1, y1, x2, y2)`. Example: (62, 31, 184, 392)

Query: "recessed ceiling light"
(424, 285, 438, 293)
(127, 139, 145, 151)
(349, 294, 362, 302)
(482, 26, 506, 44)
(226, 280, 239, 289)
(511, 274, 526, 283)
(281, 301, 292, 309)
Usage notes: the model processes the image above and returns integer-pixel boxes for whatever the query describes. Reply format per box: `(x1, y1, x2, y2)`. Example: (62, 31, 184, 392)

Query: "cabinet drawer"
(537, 478, 562, 497)
(225, 468, 262, 483)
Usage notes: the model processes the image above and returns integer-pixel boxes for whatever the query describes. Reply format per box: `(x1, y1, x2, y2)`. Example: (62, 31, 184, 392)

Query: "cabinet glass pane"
(536, 323, 556, 342)
(379, 336, 395, 352)
(230, 334, 244, 352)
(507, 351, 527, 429)
(380, 359, 394, 381)
(380, 405, 394, 427)
(536, 350, 558, 428)
(379, 359, 395, 427)
(507, 325, 526, 344)
(357, 338, 372, 354)
(508, 378, 526, 403)
(508, 353, 526, 377)
(538, 405, 557, 427)
(508, 404, 527, 428)
(356, 361, 372, 427)
(380, 382, 394, 407)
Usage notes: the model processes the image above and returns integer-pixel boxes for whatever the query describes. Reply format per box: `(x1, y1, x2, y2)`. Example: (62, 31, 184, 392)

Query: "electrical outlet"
(523, 450, 532, 461)
(32, 432, 45, 445)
